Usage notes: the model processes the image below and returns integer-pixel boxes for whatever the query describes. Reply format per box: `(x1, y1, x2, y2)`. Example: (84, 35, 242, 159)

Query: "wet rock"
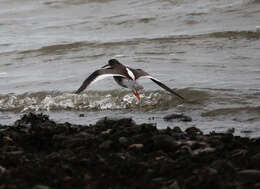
(101, 129, 113, 135)
(0, 165, 6, 174)
(99, 140, 113, 150)
(237, 169, 260, 183)
(32, 185, 50, 189)
(128, 143, 144, 150)
(255, 182, 260, 188)
(185, 127, 203, 135)
(0, 113, 259, 189)
(118, 137, 129, 145)
(79, 114, 85, 117)
(192, 147, 215, 156)
(4, 150, 24, 156)
(211, 160, 235, 174)
(169, 180, 180, 189)
(250, 153, 260, 168)
(153, 135, 179, 152)
(163, 113, 192, 122)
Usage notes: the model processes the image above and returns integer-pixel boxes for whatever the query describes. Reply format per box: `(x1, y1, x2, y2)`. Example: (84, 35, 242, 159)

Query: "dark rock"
(185, 127, 203, 135)
(163, 113, 192, 122)
(0, 165, 6, 175)
(0, 113, 259, 189)
(237, 169, 260, 183)
(250, 153, 260, 168)
(99, 140, 113, 150)
(211, 160, 235, 175)
(128, 143, 144, 150)
(118, 137, 129, 145)
(192, 147, 215, 156)
(79, 114, 85, 117)
(153, 135, 179, 152)
(32, 185, 50, 189)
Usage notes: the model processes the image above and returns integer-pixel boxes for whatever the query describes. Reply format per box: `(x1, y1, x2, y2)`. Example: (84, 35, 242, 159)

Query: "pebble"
(128, 143, 144, 149)
(163, 113, 192, 122)
(0, 113, 259, 189)
(153, 135, 179, 151)
(0, 165, 6, 174)
(32, 185, 50, 189)
(99, 140, 113, 150)
(237, 169, 260, 182)
(118, 137, 129, 145)
(250, 153, 260, 168)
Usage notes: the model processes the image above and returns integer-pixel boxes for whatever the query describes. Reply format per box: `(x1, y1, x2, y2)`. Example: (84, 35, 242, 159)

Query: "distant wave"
(15, 29, 260, 56)
(0, 89, 208, 112)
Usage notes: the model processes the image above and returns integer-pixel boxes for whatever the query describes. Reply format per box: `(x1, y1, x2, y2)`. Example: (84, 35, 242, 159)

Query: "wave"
(202, 106, 260, 122)
(14, 29, 259, 56)
(0, 88, 208, 112)
(43, 0, 115, 6)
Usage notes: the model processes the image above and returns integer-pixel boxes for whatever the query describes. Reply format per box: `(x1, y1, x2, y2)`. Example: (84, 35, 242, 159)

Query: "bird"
(75, 59, 184, 100)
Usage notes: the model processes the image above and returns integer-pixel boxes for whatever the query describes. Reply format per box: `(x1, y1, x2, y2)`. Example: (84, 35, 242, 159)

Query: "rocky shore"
(0, 113, 260, 189)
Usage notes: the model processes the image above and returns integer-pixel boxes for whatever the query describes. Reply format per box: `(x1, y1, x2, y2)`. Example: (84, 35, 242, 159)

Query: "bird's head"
(102, 59, 122, 69)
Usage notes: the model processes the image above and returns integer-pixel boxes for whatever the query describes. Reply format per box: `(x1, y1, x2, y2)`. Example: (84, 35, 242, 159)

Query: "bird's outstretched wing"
(130, 68, 184, 100)
(75, 69, 126, 94)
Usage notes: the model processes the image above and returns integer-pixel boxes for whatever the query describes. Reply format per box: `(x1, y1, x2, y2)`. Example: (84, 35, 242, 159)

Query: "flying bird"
(75, 59, 184, 100)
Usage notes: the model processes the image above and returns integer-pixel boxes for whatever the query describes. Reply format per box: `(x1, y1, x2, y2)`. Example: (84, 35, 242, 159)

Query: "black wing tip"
(150, 78, 185, 100)
(74, 88, 83, 94)
(172, 91, 185, 101)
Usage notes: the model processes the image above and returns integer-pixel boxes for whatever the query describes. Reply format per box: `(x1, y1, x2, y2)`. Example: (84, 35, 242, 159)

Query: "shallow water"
(0, 0, 260, 137)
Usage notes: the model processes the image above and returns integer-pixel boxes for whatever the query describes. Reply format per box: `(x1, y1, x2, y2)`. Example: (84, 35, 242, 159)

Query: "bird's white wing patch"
(92, 74, 126, 85)
(126, 67, 135, 80)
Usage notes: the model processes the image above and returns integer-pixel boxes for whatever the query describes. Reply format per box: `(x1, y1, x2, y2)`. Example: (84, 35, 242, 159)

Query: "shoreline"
(0, 113, 260, 189)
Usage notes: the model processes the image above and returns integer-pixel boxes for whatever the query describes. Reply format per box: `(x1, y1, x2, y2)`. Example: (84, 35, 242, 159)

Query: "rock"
(153, 135, 179, 152)
(169, 180, 180, 189)
(185, 127, 203, 135)
(255, 182, 260, 188)
(118, 137, 129, 145)
(0, 165, 6, 174)
(79, 114, 85, 117)
(237, 169, 260, 183)
(192, 147, 215, 156)
(250, 153, 260, 168)
(172, 127, 183, 133)
(211, 160, 235, 174)
(4, 150, 24, 156)
(1, 112, 260, 189)
(128, 143, 144, 150)
(32, 185, 50, 189)
(163, 113, 192, 122)
(231, 149, 248, 158)
(101, 129, 113, 135)
(99, 140, 113, 150)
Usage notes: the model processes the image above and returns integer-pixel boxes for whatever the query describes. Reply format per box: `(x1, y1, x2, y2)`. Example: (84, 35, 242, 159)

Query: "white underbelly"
(114, 77, 143, 90)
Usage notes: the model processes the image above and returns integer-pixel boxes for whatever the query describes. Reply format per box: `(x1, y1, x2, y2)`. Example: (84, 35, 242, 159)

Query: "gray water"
(0, 0, 260, 137)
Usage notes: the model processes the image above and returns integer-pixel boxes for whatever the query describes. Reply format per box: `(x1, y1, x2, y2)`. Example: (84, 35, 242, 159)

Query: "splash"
(0, 89, 189, 112)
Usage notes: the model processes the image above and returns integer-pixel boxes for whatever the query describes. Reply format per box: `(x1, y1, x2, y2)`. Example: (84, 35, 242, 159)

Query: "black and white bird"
(75, 59, 184, 100)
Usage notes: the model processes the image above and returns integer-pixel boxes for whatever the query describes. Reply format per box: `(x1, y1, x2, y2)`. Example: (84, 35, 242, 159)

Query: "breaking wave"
(0, 89, 208, 112)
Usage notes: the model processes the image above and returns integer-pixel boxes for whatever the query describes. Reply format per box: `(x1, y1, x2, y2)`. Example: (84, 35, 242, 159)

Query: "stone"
(118, 137, 129, 145)
(32, 185, 50, 189)
(237, 169, 260, 183)
(163, 113, 192, 122)
(99, 140, 113, 150)
(153, 135, 179, 151)
(128, 143, 144, 149)
(250, 153, 260, 168)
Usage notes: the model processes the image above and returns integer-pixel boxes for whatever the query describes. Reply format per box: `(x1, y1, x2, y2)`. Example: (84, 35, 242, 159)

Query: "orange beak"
(133, 92, 141, 100)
